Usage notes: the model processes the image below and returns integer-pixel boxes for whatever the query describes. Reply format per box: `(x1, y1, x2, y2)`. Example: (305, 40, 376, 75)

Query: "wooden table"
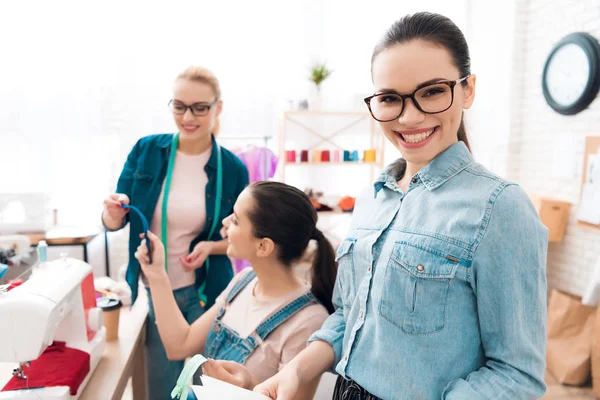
(23, 227, 110, 275)
(0, 292, 149, 400)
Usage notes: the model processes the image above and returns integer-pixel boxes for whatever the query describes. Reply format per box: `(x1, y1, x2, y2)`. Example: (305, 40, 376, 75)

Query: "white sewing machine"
(0, 257, 105, 399)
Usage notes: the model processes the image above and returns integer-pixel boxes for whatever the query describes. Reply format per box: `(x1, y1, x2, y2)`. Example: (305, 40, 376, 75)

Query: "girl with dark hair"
(256, 12, 548, 400)
(135, 181, 336, 399)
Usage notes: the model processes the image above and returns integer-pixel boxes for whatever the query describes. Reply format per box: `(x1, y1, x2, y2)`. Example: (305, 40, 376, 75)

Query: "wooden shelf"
(25, 228, 101, 246)
(285, 161, 378, 166)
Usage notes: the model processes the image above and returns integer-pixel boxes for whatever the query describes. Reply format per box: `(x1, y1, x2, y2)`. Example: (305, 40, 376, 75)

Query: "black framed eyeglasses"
(168, 99, 218, 117)
(364, 75, 470, 122)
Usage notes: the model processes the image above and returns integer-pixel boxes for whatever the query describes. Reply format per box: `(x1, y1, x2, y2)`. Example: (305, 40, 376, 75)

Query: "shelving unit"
(278, 111, 385, 182)
(278, 111, 385, 244)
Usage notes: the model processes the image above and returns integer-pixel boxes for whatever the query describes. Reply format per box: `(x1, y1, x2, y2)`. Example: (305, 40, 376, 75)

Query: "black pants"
(333, 376, 381, 400)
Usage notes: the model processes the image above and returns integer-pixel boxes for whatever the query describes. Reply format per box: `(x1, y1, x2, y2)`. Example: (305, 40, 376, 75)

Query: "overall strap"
(225, 270, 257, 305)
(215, 270, 257, 320)
(254, 292, 317, 340)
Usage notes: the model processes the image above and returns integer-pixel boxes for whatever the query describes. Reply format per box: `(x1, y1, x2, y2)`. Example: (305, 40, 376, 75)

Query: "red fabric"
(2, 342, 90, 396)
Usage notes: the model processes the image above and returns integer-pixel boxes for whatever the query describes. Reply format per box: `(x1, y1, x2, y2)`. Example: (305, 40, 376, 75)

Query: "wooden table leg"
(132, 320, 148, 400)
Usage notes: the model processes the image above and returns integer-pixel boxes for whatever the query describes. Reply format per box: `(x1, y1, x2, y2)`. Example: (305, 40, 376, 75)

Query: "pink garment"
(232, 146, 279, 272)
(234, 146, 279, 184)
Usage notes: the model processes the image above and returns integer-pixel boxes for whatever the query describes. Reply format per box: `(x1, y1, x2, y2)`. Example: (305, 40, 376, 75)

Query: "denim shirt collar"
(374, 141, 474, 196)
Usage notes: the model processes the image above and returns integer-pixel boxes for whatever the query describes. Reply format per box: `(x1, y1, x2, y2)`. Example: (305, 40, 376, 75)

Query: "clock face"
(546, 43, 590, 107)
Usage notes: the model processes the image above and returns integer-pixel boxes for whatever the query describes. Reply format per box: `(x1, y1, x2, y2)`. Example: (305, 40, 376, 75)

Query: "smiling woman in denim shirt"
(101, 66, 249, 400)
(256, 12, 548, 400)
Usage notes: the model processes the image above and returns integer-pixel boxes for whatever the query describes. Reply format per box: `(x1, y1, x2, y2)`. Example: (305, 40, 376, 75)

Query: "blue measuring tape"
(121, 204, 153, 265)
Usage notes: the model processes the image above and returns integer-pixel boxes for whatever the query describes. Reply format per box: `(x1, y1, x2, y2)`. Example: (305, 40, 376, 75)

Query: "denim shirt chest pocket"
(379, 237, 462, 335)
(131, 169, 155, 201)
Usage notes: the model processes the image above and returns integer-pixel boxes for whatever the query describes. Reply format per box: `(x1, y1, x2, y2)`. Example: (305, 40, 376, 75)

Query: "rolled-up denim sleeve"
(443, 184, 548, 400)
(308, 273, 346, 372)
(102, 139, 142, 232)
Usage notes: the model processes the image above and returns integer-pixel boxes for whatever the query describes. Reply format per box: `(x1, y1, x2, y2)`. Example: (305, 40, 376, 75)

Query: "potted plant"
(309, 63, 332, 109)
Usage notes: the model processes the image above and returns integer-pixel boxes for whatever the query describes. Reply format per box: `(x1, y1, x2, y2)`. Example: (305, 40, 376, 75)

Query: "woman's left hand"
(134, 231, 167, 283)
(202, 359, 254, 389)
(181, 241, 214, 272)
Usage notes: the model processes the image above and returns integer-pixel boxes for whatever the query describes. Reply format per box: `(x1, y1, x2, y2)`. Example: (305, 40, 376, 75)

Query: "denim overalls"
(185, 270, 318, 399)
(205, 270, 318, 363)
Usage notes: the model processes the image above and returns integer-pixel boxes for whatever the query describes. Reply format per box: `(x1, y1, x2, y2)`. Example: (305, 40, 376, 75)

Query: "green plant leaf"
(310, 63, 332, 87)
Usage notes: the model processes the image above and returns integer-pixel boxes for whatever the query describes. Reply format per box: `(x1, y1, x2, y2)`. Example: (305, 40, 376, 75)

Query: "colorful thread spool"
(312, 149, 322, 163)
(321, 150, 330, 162)
(300, 150, 309, 162)
(332, 150, 341, 162)
(364, 149, 376, 163)
(286, 150, 296, 163)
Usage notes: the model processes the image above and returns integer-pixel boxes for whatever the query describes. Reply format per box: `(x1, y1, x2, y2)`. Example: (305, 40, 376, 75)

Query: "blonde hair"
(176, 66, 221, 135)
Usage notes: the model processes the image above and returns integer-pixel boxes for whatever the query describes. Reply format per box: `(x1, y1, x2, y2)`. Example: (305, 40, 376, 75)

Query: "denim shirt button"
(412, 177, 418, 184)
(360, 311, 364, 319)
(214, 325, 221, 333)
(368, 265, 372, 272)
(417, 264, 425, 272)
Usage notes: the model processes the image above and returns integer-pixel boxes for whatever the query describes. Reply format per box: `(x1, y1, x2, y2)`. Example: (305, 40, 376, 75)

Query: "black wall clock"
(542, 32, 600, 115)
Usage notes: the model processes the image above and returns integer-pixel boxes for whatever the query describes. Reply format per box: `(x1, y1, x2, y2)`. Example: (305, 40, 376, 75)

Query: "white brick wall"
(507, 0, 600, 296)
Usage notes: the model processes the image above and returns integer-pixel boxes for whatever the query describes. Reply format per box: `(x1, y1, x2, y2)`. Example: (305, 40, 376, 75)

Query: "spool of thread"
(364, 149, 376, 163)
(286, 150, 296, 163)
(321, 150, 330, 162)
(312, 149, 322, 163)
(343, 150, 351, 162)
(351, 150, 359, 162)
(37, 240, 48, 263)
(300, 150, 309, 162)
(332, 150, 341, 162)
